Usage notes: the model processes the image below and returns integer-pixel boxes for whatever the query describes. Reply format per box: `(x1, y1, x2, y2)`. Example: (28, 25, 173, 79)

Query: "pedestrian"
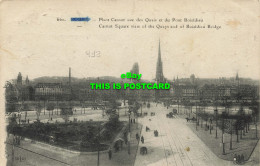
(237, 155, 241, 163)
(141, 136, 144, 144)
(108, 147, 112, 160)
(124, 132, 128, 145)
(120, 141, 123, 149)
(136, 133, 140, 141)
(134, 119, 136, 123)
(241, 154, 244, 163)
(27, 119, 29, 124)
(51, 117, 52, 121)
(131, 119, 132, 123)
(234, 154, 237, 163)
(17, 137, 20, 145)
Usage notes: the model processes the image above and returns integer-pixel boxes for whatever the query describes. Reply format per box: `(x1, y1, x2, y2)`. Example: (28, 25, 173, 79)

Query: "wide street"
(6, 102, 259, 166)
(134, 103, 232, 166)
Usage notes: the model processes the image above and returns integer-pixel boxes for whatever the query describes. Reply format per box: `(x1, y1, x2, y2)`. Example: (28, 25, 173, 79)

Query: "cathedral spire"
(156, 40, 164, 82)
(17, 72, 22, 85)
(235, 72, 239, 81)
(158, 39, 162, 64)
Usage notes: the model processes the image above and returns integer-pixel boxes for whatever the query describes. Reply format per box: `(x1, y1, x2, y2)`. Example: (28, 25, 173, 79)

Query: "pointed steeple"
(17, 72, 22, 85)
(158, 39, 162, 63)
(156, 39, 164, 83)
(69, 67, 71, 86)
(235, 72, 240, 88)
(235, 72, 239, 81)
(25, 75, 29, 85)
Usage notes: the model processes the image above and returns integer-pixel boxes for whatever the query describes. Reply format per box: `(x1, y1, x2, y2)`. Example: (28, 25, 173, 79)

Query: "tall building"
(34, 83, 63, 101)
(130, 62, 139, 75)
(155, 40, 169, 99)
(235, 72, 240, 87)
(69, 67, 71, 86)
(17, 72, 22, 85)
(156, 40, 164, 83)
(25, 76, 29, 85)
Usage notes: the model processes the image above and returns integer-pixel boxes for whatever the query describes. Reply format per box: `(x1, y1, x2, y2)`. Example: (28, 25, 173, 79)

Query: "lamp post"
(221, 112, 227, 155)
(97, 125, 100, 166)
(196, 102, 198, 130)
(210, 118, 212, 134)
(128, 110, 131, 155)
(215, 109, 218, 138)
(141, 104, 142, 116)
(222, 116, 225, 155)
(136, 105, 139, 129)
(255, 116, 258, 139)
(230, 119, 233, 150)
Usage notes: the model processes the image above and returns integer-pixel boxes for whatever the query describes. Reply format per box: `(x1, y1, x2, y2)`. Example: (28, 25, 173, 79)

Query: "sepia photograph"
(0, 0, 259, 165)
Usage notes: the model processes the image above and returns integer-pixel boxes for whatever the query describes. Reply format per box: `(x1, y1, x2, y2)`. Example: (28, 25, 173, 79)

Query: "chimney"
(69, 67, 71, 86)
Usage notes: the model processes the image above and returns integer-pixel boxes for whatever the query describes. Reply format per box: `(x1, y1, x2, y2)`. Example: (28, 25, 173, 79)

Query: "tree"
(250, 99, 259, 138)
(35, 102, 42, 120)
(60, 104, 73, 124)
(46, 102, 55, 116)
(252, 108, 259, 139)
(81, 126, 95, 147)
(7, 115, 18, 135)
(147, 102, 150, 109)
(220, 112, 229, 155)
(235, 118, 244, 142)
(105, 109, 119, 131)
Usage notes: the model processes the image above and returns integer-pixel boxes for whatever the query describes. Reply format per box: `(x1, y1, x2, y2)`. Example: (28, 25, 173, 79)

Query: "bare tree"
(60, 102, 73, 124)
(35, 102, 42, 121)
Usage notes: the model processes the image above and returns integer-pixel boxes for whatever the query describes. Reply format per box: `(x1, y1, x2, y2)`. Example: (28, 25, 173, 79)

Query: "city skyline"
(7, 68, 260, 83)
(1, 0, 259, 82)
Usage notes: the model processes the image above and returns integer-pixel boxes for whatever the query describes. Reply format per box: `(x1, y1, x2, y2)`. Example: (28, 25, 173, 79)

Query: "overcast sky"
(0, 0, 259, 82)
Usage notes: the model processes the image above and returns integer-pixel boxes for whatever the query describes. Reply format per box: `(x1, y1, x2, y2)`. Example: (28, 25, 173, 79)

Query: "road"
(135, 103, 232, 166)
(6, 102, 258, 166)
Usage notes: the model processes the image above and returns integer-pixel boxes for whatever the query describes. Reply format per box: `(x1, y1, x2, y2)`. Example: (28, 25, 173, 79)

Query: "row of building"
(5, 41, 259, 107)
(5, 72, 259, 104)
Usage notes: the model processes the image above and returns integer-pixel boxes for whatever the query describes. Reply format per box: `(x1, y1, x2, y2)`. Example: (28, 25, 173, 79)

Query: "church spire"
(235, 72, 239, 81)
(17, 72, 22, 85)
(156, 40, 164, 82)
(25, 75, 29, 85)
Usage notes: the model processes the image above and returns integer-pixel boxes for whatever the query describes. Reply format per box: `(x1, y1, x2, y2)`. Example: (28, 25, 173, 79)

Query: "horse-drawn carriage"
(166, 112, 174, 118)
(154, 130, 159, 137)
(185, 117, 196, 122)
(140, 147, 148, 155)
(146, 126, 150, 132)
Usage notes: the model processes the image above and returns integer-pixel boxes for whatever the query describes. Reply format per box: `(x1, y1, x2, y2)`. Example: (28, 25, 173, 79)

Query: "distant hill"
(31, 76, 126, 85)
(33, 76, 77, 84)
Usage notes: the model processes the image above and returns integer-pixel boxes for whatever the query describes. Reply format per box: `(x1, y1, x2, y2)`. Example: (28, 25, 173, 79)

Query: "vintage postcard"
(0, 0, 259, 165)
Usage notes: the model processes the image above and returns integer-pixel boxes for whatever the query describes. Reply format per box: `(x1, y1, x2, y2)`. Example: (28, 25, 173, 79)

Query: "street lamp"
(196, 102, 198, 130)
(221, 112, 227, 155)
(128, 110, 131, 155)
(214, 109, 218, 138)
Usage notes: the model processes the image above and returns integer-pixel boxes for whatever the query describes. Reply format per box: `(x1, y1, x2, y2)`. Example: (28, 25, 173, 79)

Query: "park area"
(7, 115, 126, 152)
